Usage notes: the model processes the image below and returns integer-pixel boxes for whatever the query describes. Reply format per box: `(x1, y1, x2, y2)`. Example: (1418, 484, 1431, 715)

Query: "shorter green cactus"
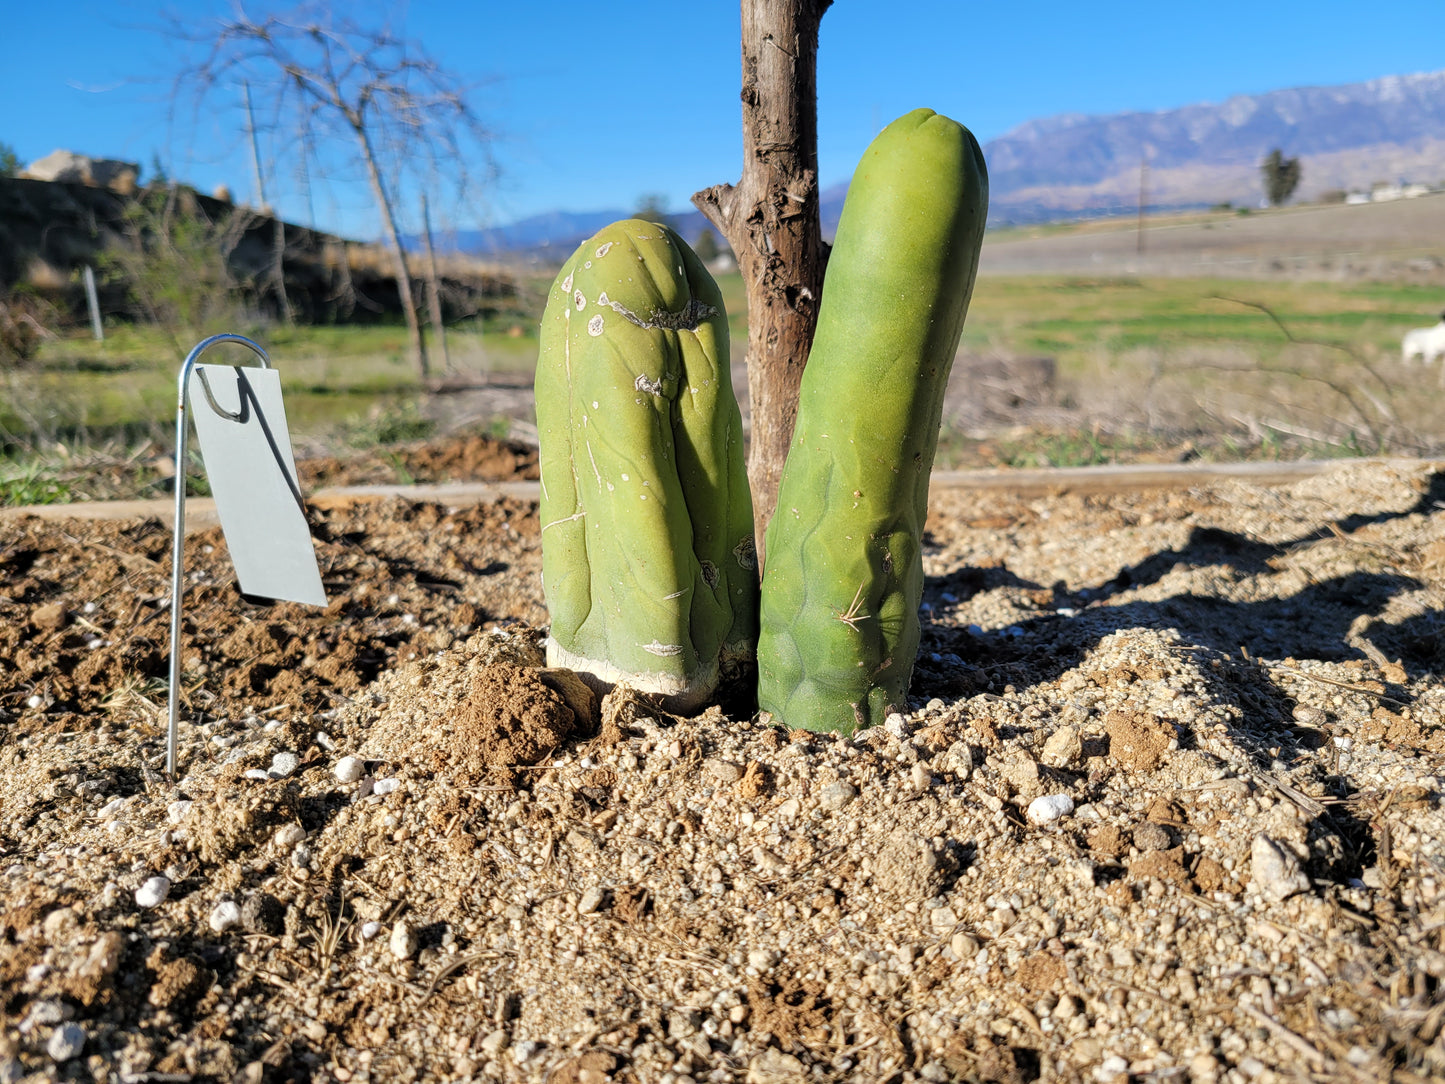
(535, 219, 756, 710)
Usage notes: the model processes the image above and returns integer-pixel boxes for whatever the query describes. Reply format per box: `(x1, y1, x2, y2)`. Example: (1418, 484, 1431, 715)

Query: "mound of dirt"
(1, 458, 1442, 1083)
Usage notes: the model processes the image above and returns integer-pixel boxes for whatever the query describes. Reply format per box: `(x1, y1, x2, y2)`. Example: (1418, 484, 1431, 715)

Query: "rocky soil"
(1, 448, 1443, 1084)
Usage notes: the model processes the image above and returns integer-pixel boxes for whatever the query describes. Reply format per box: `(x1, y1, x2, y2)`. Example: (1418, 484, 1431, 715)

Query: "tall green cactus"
(757, 109, 989, 733)
(535, 219, 757, 710)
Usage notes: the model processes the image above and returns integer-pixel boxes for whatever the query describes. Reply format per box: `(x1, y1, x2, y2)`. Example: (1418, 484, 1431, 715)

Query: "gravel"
(1, 459, 1442, 1083)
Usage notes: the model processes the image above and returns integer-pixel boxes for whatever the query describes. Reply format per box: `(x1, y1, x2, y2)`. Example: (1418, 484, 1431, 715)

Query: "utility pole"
(243, 82, 266, 211)
(419, 193, 450, 375)
(1137, 157, 1149, 255)
(243, 81, 292, 324)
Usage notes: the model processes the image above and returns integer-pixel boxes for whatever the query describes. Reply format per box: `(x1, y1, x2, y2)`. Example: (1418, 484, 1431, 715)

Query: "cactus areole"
(535, 219, 757, 711)
(758, 108, 989, 733)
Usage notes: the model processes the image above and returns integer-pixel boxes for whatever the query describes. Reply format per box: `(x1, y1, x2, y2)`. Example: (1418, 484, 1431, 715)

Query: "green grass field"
(4, 318, 541, 436)
(4, 264, 1441, 503)
(961, 275, 1439, 360)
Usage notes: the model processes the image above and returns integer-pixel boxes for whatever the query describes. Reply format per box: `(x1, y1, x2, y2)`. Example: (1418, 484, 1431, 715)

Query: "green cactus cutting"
(757, 108, 989, 733)
(535, 218, 757, 710)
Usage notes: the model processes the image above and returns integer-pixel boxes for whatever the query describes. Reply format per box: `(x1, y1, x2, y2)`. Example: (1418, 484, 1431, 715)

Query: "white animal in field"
(1402, 317, 1445, 386)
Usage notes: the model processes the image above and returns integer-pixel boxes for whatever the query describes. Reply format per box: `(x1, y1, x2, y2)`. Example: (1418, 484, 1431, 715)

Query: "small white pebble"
(47, 1022, 86, 1062)
(315, 731, 337, 752)
(96, 798, 127, 819)
(373, 777, 401, 796)
(209, 900, 242, 933)
(1095, 1055, 1129, 1082)
(1027, 793, 1075, 826)
(334, 756, 365, 784)
(269, 751, 300, 777)
(135, 876, 171, 909)
(360, 921, 382, 941)
(389, 920, 417, 960)
(747, 948, 778, 972)
(243, 769, 269, 781)
(910, 763, 931, 791)
(480, 1029, 509, 1057)
(274, 824, 307, 847)
(166, 800, 193, 824)
(26, 694, 43, 710)
(1252, 834, 1311, 901)
(577, 886, 606, 915)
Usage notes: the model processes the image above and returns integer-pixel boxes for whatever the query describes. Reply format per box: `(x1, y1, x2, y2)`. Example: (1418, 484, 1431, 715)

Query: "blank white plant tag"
(188, 364, 327, 607)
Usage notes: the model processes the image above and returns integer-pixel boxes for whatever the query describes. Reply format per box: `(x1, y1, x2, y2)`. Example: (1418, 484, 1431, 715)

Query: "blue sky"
(6, 1, 1445, 239)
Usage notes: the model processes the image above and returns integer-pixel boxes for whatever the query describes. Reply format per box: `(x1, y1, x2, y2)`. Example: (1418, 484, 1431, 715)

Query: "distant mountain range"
(426, 68, 1445, 254)
(417, 188, 849, 259)
(987, 68, 1445, 223)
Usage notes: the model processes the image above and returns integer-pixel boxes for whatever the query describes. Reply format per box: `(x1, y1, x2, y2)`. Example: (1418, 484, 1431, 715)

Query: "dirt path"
(3, 459, 1402, 532)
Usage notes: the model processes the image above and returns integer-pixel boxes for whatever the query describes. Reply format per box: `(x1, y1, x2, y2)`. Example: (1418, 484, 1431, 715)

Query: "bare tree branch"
(158, 1, 496, 378)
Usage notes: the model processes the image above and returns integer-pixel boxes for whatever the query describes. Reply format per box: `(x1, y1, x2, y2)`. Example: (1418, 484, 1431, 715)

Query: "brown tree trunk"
(693, 0, 831, 567)
(356, 123, 430, 380)
(420, 193, 451, 373)
(272, 217, 293, 325)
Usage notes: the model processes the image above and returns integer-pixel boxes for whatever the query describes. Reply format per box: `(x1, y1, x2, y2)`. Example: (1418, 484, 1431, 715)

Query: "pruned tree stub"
(694, 0, 833, 563)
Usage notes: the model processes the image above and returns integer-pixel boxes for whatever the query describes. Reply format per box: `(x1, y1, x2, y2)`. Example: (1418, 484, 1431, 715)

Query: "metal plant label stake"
(167, 334, 327, 778)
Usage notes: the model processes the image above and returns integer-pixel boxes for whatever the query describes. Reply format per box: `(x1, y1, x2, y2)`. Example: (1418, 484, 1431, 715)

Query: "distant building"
(1343, 181, 1433, 204)
(1367, 181, 1431, 203)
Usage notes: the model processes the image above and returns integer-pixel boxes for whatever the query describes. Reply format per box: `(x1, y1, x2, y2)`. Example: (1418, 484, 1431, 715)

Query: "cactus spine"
(535, 219, 756, 709)
(757, 109, 989, 733)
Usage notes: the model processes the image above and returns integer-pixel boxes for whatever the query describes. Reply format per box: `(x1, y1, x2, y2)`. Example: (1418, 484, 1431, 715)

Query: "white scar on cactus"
(544, 635, 721, 712)
(595, 294, 716, 332)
